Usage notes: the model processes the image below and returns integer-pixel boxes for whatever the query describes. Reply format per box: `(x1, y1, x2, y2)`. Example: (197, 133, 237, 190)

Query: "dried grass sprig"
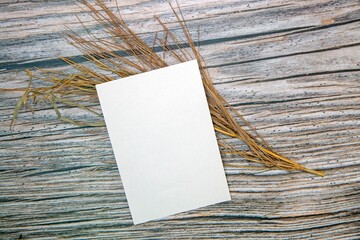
(6, 0, 323, 176)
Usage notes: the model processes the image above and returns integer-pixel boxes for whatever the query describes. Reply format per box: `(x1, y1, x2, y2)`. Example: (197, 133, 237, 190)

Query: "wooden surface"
(1, 0, 360, 239)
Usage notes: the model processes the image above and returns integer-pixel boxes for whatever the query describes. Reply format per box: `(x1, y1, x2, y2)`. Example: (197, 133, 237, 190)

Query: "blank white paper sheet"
(96, 60, 231, 224)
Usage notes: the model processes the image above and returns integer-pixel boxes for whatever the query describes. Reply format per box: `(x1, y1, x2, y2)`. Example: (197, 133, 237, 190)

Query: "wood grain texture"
(1, 0, 359, 239)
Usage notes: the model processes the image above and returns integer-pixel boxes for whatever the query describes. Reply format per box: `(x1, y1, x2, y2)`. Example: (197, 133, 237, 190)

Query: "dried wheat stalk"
(7, 0, 323, 176)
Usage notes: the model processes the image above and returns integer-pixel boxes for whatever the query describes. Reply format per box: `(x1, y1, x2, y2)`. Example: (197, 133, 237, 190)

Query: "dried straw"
(6, 0, 323, 176)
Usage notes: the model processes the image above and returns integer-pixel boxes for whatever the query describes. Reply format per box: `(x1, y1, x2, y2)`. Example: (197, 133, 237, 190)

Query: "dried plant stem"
(6, 0, 323, 176)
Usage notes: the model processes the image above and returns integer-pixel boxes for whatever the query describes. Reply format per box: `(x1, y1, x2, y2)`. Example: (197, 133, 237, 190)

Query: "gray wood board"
(1, 0, 359, 239)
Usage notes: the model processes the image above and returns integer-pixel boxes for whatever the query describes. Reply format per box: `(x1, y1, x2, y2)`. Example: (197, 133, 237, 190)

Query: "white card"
(96, 60, 231, 224)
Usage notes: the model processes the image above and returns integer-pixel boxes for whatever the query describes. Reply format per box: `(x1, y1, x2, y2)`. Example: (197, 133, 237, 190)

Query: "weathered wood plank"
(1, 0, 359, 239)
